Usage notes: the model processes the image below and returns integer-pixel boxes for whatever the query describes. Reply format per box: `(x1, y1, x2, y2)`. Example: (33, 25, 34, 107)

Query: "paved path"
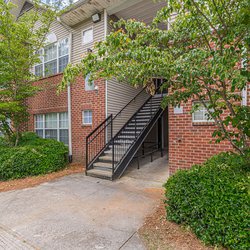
(0, 155, 168, 250)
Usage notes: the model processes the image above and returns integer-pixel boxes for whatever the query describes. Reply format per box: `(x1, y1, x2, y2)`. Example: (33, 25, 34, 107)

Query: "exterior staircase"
(85, 89, 165, 180)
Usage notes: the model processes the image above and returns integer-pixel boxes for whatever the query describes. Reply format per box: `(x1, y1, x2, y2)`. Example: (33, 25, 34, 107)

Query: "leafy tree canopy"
(60, 0, 250, 154)
(0, 0, 57, 145)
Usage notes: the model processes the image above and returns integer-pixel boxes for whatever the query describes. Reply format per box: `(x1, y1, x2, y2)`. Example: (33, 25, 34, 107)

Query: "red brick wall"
(70, 77, 106, 162)
(26, 73, 106, 163)
(168, 81, 250, 175)
(168, 100, 232, 175)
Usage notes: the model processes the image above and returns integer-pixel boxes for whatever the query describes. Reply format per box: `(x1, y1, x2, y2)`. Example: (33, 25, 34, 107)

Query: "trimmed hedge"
(0, 132, 68, 181)
(164, 152, 250, 250)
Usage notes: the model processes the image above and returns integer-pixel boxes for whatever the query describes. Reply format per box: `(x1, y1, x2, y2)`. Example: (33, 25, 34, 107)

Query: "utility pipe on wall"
(67, 32, 73, 162)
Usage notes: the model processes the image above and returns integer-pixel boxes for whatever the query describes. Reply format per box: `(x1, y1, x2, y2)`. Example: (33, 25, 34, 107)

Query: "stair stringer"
(113, 108, 164, 179)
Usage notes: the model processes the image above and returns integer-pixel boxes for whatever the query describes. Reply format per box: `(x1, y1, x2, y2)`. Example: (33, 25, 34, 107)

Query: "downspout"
(104, 9, 109, 143)
(104, 9, 108, 119)
(68, 32, 73, 162)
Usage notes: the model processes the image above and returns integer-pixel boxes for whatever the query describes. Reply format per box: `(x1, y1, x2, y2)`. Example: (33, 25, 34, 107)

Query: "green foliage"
(164, 152, 250, 249)
(0, 132, 68, 181)
(60, 0, 250, 153)
(0, 0, 57, 146)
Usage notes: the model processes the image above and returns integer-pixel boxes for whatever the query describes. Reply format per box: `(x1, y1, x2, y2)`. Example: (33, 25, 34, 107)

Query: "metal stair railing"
(86, 84, 164, 178)
(86, 86, 147, 171)
(111, 92, 164, 177)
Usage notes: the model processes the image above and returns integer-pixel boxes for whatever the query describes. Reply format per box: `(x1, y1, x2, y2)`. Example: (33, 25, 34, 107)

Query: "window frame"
(85, 73, 95, 91)
(34, 112, 69, 145)
(82, 110, 93, 125)
(82, 27, 94, 45)
(34, 36, 70, 78)
(192, 101, 214, 123)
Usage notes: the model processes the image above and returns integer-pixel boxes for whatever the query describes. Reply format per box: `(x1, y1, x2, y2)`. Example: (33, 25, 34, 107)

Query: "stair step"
(134, 116, 150, 120)
(99, 155, 114, 162)
(136, 113, 152, 116)
(104, 150, 124, 155)
(140, 106, 157, 112)
(112, 140, 133, 145)
(131, 119, 149, 122)
(93, 162, 113, 169)
(87, 168, 112, 178)
(127, 123, 145, 127)
(121, 131, 141, 135)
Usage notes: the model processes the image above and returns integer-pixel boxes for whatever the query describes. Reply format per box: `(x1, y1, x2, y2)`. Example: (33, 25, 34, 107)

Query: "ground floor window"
(35, 112, 69, 145)
(82, 110, 93, 125)
(192, 101, 214, 123)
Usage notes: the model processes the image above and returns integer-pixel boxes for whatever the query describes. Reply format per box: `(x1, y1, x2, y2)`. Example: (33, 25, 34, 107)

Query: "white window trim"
(34, 36, 70, 77)
(85, 73, 95, 91)
(192, 101, 214, 123)
(34, 112, 69, 144)
(82, 110, 93, 125)
(82, 26, 94, 45)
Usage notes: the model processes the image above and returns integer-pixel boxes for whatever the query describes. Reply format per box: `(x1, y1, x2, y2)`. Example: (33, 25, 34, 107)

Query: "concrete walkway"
(0, 155, 168, 250)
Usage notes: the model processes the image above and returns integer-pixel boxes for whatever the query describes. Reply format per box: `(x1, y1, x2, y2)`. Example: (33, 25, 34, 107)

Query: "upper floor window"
(34, 37, 69, 77)
(85, 73, 95, 91)
(192, 101, 214, 123)
(82, 28, 93, 45)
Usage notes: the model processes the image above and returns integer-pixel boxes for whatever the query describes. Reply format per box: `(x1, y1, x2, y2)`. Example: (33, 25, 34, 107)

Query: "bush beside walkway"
(165, 152, 250, 249)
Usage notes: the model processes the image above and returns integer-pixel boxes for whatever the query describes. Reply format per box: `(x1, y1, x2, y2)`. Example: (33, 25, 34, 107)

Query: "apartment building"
(9, 0, 249, 179)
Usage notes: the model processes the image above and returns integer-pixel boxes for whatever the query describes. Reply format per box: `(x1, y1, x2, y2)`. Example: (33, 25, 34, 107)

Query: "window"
(0, 119, 11, 137)
(192, 102, 214, 122)
(82, 28, 93, 45)
(35, 112, 69, 145)
(85, 73, 95, 91)
(44, 43, 57, 76)
(34, 37, 69, 77)
(34, 49, 43, 77)
(82, 110, 92, 125)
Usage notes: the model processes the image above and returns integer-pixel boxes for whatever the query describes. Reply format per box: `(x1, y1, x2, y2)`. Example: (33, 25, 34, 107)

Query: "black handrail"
(86, 114, 113, 171)
(113, 86, 147, 120)
(86, 114, 112, 140)
(85, 82, 164, 177)
(111, 84, 163, 141)
(85, 86, 148, 171)
(111, 90, 164, 174)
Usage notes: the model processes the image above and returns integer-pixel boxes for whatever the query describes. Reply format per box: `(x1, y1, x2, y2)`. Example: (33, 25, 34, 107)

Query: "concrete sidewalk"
(0, 155, 168, 250)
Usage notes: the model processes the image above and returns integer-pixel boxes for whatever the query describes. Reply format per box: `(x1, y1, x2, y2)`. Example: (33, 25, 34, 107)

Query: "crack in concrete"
(118, 231, 137, 250)
(0, 224, 38, 250)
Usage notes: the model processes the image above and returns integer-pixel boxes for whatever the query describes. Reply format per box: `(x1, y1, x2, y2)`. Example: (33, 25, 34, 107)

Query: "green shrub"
(0, 132, 68, 180)
(164, 152, 250, 250)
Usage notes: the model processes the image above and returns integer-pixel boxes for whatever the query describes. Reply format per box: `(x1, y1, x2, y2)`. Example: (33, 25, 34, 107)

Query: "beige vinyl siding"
(71, 13, 105, 64)
(107, 15, 118, 34)
(107, 78, 150, 134)
(10, 0, 25, 18)
(48, 21, 70, 43)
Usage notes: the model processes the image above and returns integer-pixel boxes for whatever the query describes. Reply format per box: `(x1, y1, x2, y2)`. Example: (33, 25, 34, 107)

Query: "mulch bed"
(0, 163, 84, 192)
(139, 198, 214, 250)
